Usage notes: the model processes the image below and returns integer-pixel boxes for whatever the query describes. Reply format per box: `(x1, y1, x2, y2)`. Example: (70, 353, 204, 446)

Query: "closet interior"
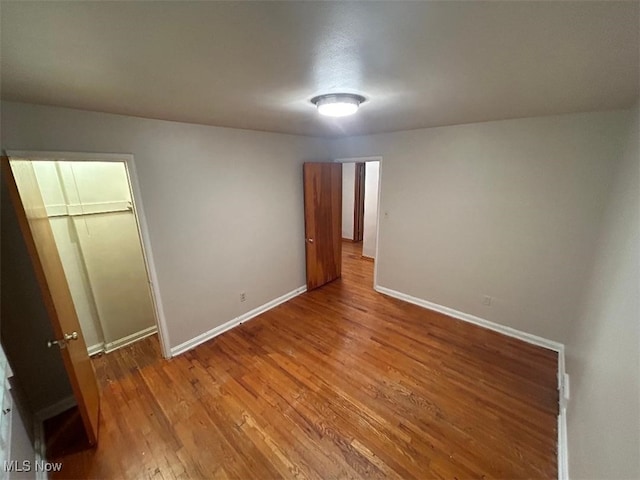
(32, 161, 157, 355)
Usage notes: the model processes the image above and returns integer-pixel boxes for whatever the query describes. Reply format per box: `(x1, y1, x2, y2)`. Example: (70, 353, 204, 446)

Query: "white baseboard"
(170, 286, 307, 357)
(35, 395, 77, 423)
(375, 284, 568, 479)
(87, 343, 105, 356)
(86, 326, 157, 356)
(374, 285, 564, 352)
(103, 326, 157, 354)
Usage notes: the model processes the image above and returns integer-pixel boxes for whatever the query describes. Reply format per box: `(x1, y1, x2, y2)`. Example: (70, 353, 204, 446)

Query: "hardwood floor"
(49, 241, 558, 479)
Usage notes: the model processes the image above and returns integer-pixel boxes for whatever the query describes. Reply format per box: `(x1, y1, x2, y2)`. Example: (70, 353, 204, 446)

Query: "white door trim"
(333, 156, 383, 287)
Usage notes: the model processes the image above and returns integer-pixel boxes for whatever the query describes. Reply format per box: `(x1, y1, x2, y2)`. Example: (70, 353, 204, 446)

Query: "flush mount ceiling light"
(311, 93, 366, 117)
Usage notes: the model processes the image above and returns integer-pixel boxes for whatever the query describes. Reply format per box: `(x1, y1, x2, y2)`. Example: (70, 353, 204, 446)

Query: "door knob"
(48, 331, 79, 349)
(306, 238, 314, 243)
(64, 331, 79, 341)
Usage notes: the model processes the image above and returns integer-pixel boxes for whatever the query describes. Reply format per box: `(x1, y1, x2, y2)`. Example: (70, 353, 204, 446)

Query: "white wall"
(79, 210, 155, 347)
(362, 161, 379, 259)
(342, 163, 355, 239)
(1, 344, 36, 480)
(8, 397, 36, 480)
(564, 107, 639, 479)
(1, 101, 330, 350)
(329, 111, 628, 342)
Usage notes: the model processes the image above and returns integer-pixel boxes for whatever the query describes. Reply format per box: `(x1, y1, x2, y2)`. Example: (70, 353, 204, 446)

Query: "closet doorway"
(7, 152, 165, 359)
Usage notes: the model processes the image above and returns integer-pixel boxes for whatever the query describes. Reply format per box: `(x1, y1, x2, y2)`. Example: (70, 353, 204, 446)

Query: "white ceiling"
(1, 1, 638, 137)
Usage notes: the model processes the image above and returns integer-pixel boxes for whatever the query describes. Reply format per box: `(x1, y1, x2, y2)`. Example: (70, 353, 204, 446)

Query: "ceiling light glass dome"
(311, 94, 366, 117)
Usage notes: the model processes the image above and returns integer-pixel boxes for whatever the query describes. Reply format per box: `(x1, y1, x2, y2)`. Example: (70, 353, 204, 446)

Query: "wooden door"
(303, 163, 342, 290)
(353, 163, 365, 242)
(2, 157, 100, 445)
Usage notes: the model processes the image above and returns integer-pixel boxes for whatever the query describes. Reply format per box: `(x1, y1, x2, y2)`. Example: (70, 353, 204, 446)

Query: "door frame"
(5, 150, 171, 359)
(353, 162, 365, 242)
(333, 156, 383, 288)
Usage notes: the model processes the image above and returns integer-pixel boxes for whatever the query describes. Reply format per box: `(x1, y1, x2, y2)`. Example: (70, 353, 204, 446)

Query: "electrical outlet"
(240, 292, 246, 303)
(482, 295, 492, 306)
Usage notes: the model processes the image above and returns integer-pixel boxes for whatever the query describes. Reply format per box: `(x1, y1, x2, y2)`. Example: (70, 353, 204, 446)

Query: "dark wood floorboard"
(48, 241, 558, 479)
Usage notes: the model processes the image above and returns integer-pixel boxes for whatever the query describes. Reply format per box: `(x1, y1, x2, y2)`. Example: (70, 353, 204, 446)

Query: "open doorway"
(302, 158, 381, 292)
(5, 152, 167, 360)
(31, 160, 157, 356)
(4, 150, 168, 457)
(342, 162, 365, 243)
(338, 157, 381, 286)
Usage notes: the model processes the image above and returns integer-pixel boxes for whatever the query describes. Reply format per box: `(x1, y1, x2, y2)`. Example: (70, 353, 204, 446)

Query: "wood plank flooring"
(48, 241, 558, 479)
